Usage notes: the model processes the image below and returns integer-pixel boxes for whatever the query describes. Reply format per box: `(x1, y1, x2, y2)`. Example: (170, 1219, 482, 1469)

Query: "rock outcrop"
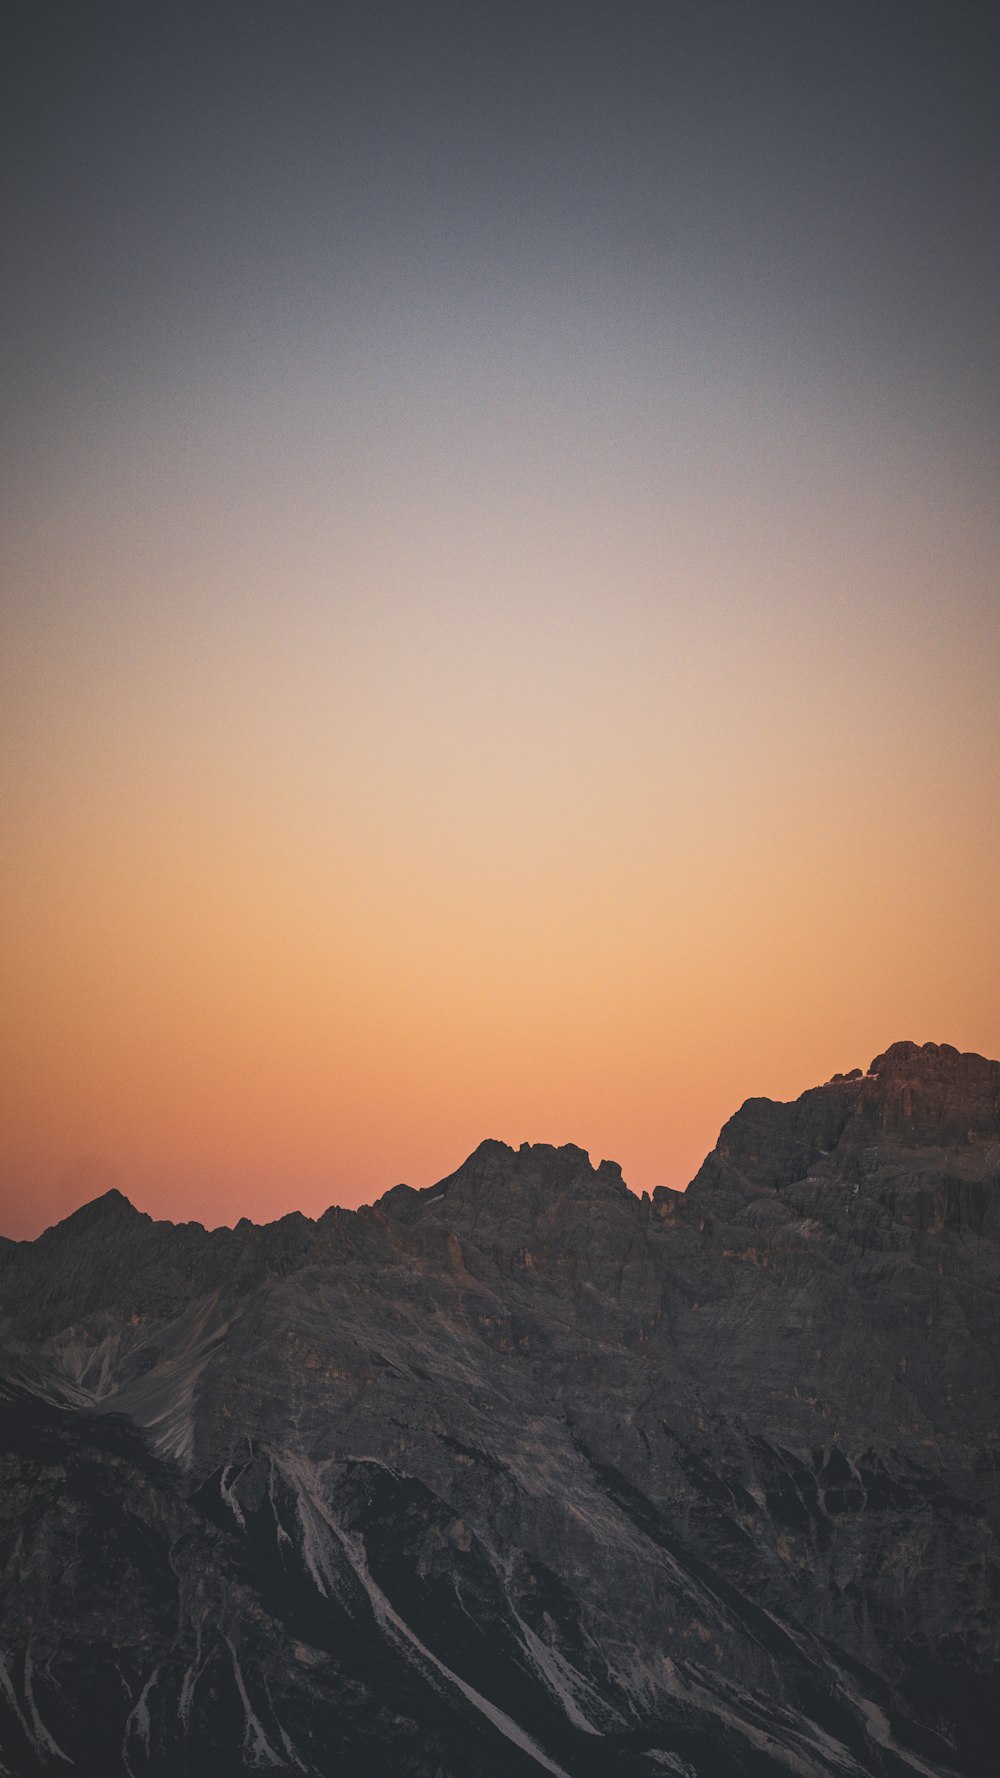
(1, 1041, 997, 1776)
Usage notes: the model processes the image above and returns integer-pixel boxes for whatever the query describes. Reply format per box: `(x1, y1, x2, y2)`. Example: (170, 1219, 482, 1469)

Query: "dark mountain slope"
(1, 1040, 997, 1776)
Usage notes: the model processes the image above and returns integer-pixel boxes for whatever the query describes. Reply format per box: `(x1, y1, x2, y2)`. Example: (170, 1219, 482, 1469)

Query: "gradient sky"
(3, 2, 999, 1241)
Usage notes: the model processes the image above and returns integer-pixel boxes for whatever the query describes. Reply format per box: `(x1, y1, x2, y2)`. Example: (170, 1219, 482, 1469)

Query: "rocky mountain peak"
(41, 1186, 147, 1239)
(413, 1138, 625, 1206)
(865, 1039, 1000, 1143)
(674, 1039, 1000, 1226)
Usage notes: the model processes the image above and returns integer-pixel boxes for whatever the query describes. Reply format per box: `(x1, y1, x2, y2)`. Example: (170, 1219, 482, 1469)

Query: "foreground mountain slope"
(1, 1040, 997, 1777)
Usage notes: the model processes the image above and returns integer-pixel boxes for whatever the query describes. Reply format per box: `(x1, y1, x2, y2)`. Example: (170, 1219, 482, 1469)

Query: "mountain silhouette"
(1, 1041, 997, 1776)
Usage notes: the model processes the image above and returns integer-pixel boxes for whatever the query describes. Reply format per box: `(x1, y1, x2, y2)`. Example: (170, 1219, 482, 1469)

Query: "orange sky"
(3, 7, 999, 1243)
(4, 370, 997, 1241)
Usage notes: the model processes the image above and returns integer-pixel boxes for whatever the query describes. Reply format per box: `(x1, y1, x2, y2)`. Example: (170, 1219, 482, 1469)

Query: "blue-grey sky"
(4, 2, 998, 458)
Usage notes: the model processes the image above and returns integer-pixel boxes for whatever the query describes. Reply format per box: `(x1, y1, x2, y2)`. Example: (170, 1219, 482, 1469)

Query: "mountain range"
(1, 1039, 998, 1777)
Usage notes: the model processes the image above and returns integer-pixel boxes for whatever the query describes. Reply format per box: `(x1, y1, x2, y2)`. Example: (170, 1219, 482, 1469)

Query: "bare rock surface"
(1, 1041, 997, 1776)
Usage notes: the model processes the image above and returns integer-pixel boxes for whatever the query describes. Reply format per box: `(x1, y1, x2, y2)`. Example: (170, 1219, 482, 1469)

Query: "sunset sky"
(3, 2, 998, 1242)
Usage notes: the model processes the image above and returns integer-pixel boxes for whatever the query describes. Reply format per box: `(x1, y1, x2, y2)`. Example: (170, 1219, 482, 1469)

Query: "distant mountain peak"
(55, 1186, 145, 1231)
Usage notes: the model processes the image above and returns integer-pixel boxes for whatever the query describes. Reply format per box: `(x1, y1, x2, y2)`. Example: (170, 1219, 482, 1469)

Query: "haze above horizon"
(3, 3, 998, 1243)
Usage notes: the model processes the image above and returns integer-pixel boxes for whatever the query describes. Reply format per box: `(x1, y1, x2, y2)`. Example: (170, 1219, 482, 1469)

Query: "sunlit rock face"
(1, 1041, 998, 1777)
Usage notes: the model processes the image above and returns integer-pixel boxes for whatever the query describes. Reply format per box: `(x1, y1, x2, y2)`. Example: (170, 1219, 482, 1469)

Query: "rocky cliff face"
(1, 1040, 998, 1778)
